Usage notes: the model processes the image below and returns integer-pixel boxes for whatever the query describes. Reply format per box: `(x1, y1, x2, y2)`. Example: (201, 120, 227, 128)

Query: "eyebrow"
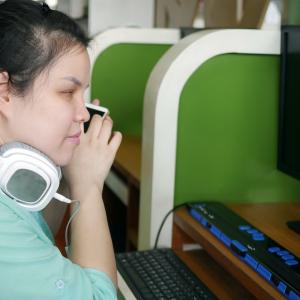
(61, 76, 89, 88)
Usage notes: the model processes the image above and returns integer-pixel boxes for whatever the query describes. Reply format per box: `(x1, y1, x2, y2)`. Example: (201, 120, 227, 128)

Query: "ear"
(0, 71, 10, 103)
(0, 71, 12, 123)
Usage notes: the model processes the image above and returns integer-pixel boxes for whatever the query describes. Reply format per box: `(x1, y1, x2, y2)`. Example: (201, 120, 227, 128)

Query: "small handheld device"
(84, 102, 109, 132)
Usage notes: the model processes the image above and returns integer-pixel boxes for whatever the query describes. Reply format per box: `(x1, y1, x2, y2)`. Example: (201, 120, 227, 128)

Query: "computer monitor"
(278, 25, 300, 234)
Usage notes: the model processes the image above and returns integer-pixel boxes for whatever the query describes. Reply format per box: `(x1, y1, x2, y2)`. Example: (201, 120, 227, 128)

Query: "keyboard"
(116, 248, 218, 300)
(188, 202, 300, 300)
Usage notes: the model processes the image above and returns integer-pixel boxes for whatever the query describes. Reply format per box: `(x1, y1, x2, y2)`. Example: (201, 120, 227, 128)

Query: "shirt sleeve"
(0, 202, 117, 300)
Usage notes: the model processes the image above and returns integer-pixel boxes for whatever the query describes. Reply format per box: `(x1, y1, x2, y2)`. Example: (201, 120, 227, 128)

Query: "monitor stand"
(287, 220, 300, 235)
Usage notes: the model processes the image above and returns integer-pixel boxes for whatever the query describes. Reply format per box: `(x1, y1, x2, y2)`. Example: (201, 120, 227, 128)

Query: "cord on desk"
(154, 202, 191, 249)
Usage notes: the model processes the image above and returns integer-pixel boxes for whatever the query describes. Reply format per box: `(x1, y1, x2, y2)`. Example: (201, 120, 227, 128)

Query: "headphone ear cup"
(0, 142, 62, 211)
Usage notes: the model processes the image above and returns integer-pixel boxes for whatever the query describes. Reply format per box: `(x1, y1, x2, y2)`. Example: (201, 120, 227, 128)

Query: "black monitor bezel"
(277, 25, 300, 180)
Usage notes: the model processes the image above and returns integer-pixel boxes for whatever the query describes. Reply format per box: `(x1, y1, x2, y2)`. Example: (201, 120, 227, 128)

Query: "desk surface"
(176, 249, 256, 299)
(174, 202, 300, 300)
(114, 135, 141, 186)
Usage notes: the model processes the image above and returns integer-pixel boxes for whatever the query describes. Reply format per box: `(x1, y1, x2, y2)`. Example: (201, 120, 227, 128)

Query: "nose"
(75, 100, 90, 123)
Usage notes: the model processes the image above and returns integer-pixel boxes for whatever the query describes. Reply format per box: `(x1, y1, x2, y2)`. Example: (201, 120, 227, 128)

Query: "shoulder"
(0, 193, 54, 261)
(0, 194, 117, 300)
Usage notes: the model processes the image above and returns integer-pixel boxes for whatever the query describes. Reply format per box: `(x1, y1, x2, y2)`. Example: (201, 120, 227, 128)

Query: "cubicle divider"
(139, 29, 300, 250)
(87, 28, 180, 250)
(88, 28, 180, 136)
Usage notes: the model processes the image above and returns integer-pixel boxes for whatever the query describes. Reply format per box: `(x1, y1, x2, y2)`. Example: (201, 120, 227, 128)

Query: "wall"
(88, 0, 155, 36)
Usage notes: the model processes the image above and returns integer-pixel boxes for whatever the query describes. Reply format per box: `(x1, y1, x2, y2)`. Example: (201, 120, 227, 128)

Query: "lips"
(67, 131, 81, 144)
(68, 131, 81, 138)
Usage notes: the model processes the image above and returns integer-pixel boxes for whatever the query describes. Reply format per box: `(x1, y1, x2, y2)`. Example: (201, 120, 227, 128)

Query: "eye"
(60, 90, 75, 98)
(61, 90, 74, 94)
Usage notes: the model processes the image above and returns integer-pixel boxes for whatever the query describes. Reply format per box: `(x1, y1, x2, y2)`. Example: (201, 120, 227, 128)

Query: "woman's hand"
(63, 100, 122, 196)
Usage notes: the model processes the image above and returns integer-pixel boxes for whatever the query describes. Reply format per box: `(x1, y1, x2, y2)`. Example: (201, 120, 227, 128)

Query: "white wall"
(88, 0, 155, 36)
(57, 0, 88, 19)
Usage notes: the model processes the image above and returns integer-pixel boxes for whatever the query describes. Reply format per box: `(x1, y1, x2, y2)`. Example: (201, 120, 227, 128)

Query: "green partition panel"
(175, 54, 300, 205)
(287, 0, 300, 25)
(91, 44, 172, 137)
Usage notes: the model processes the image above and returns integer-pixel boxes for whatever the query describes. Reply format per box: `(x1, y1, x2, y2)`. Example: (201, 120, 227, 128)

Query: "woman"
(0, 0, 122, 299)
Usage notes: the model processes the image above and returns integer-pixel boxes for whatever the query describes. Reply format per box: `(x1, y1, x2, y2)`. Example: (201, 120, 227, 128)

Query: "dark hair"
(0, 0, 90, 96)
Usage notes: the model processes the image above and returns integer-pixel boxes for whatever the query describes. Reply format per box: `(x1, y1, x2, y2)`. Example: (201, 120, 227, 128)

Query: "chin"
(44, 143, 76, 166)
(55, 156, 73, 167)
(50, 152, 74, 167)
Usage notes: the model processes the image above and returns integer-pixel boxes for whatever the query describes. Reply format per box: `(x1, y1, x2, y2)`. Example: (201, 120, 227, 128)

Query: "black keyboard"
(188, 202, 300, 300)
(116, 248, 218, 300)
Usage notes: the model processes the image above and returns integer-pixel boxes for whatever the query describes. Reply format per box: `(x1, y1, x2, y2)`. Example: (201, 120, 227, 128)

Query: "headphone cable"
(63, 200, 81, 257)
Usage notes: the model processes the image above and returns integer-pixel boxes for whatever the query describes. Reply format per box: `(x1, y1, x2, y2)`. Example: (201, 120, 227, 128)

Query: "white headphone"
(0, 142, 71, 211)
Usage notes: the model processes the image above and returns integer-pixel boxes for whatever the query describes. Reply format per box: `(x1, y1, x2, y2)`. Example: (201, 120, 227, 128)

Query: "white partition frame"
(85, 28, 180, 207)
(139, 29, 280, 250)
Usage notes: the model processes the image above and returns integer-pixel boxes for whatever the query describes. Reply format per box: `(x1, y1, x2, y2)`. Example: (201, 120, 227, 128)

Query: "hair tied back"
(41, 2, 51, 16)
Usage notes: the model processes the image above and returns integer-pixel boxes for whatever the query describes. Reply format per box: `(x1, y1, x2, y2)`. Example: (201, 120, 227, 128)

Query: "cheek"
(48, 112, 73, 132)
(27, 115, 75, 166)
(17, 108, 72, 149)
(35, 111, 70, 136)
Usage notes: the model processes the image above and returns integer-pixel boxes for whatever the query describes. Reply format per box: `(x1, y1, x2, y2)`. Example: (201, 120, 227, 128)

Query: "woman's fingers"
(86, 115, 114, 146)
(86, 114, 103, 140)
(109, 131, 122, 153)
(85, 107, 121, 152)
(98, 118, 113, 143)
(92, 99, 100, 106)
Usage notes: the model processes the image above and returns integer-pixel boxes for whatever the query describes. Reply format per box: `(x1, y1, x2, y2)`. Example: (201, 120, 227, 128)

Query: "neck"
(0, 135, 5, 146)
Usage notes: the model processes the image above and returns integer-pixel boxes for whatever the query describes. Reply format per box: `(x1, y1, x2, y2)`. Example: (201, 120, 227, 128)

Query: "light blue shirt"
(0, 191, 117, 300)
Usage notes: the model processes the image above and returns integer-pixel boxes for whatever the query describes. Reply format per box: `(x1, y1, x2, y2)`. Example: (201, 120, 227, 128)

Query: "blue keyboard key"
(238, 225, 251, 231)
(252, 234, 265, 241)
(244, 254, 258, 269)
(257, 264, 272, 281)
(277, 250, 290, 256)
(210, 225, 221, 238)
(231, 240, 248, 256)
(201, 218, 208, 227)
(282, 254, 295, 261)
(289, 291, 300, 300)
(190, 209, 202, 222)
(277, 281, 287, 294)
(285, 260, 299, 266)
(247, 229, 259, 234)
(220, 233, 231, 247)
(268, 247, 281, 253)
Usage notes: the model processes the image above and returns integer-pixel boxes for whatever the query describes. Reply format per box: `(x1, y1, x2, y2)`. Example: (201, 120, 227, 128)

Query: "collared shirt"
(0, 191, 117, 300)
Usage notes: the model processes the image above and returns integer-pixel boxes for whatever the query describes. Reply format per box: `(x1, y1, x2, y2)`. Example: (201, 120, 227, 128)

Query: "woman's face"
(4, 47, 90, 166)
